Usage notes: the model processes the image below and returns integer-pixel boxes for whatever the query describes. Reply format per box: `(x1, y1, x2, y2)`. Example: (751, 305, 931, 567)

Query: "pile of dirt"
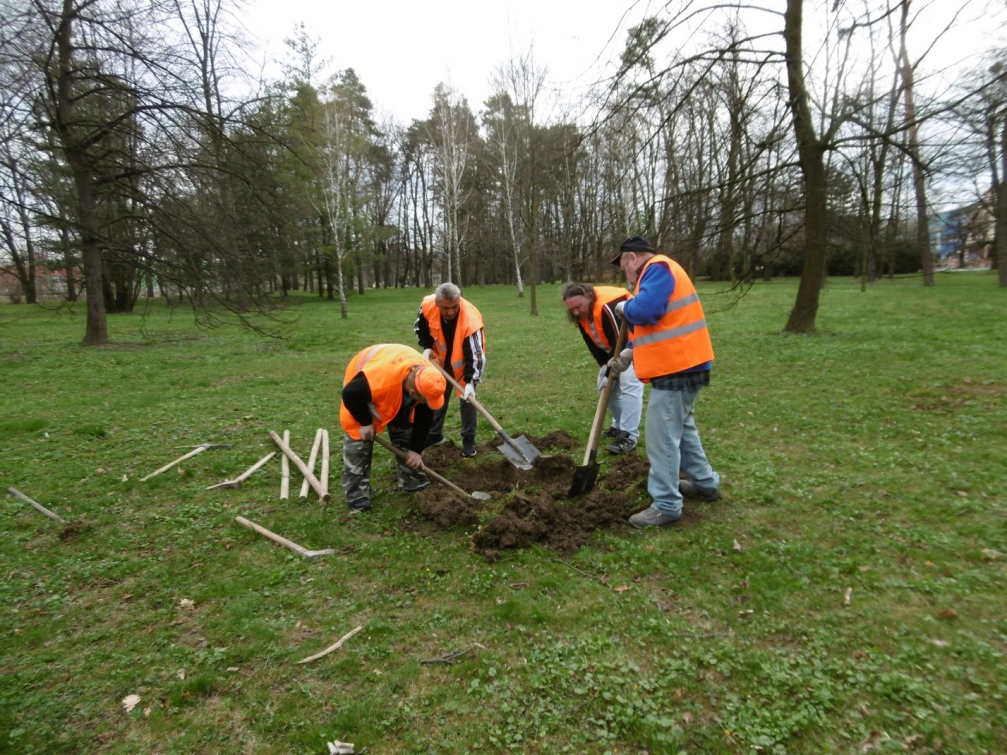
(409, 431, 654, 561)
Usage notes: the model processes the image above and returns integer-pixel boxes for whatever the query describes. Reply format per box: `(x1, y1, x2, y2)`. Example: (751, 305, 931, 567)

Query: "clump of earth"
(409, 431, 656, 561)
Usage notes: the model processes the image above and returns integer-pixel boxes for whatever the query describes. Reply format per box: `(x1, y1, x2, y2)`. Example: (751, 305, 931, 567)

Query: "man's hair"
(560, 281, 596, 324)
(434, 282, 462, 302)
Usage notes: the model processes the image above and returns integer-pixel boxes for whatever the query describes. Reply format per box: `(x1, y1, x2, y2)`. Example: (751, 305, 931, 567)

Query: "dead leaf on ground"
(843, 587, 852, 606)
(178, 598, 195, 610)
(121, 694, 141, 713)
(732, 539, 743, 552)
(614, 585, 630, 593)
(937, 609, 958, 620)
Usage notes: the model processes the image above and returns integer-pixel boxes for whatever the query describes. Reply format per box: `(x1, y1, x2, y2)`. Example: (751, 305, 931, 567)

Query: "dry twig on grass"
(296, 625, 364, 664)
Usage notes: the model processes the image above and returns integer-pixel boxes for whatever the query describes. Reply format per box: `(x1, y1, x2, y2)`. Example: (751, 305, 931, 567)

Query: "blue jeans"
(645, 385, 718, 516)
(608, 361, 643, 442)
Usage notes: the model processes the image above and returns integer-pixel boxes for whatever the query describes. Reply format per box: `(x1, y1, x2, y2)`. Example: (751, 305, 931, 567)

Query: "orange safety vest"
(339, 344, 427, 440)
(420, 294, 485, 387)
(578, 285, 630, 353)
(630, 255, 714, 381)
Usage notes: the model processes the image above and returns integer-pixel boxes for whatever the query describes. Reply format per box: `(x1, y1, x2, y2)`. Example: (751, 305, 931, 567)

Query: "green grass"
(1, 272, 1005, 754)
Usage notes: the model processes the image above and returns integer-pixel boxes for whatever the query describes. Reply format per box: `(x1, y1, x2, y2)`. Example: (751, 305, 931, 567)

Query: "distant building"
(930, 193, 994, 267)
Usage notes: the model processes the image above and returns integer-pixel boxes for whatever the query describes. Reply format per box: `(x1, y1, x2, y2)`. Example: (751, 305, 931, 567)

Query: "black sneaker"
(679, 480, 721, 501)
(461, 438, 477, 457)
(602, 426, 620, 439)
(605, 431, 636, 455)
(348, 497, 372, 511)
(399, 481, 430, 494)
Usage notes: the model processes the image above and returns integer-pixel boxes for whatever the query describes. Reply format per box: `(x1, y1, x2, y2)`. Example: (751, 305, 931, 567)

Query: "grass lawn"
(1, 272, 1005, 754)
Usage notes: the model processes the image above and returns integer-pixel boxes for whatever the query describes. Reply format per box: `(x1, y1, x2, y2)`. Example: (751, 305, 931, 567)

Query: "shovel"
(373, 435, 489, 500)
(428, 362, 540, 470)
(570, 318, 629, 497)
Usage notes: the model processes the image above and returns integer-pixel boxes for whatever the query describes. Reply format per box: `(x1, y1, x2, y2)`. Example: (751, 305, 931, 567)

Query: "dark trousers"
(426, 385, 478, 445)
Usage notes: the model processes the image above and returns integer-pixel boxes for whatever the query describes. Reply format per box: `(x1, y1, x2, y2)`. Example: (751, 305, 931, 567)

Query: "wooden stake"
(320, 429, 330, 499)
(296, 625, 364, 664)
(139, 443, 231, 482)
(235, 515, 335, 558)
(269, 430, 330, 502)
(299, 429, 323, 502)
(7, 487, 67, 524)
(280, 430, 290, 500)
(205, 452, 276, 490)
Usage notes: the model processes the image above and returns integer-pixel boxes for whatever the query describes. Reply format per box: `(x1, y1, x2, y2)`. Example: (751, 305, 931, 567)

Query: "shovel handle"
(427, 361, 532, 463)
(583, 318, 630, 466)
(372, 435, 474, 500)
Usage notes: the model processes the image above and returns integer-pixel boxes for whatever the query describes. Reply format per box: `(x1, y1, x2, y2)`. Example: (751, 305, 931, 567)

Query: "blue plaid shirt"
(650, 369, 711, 392)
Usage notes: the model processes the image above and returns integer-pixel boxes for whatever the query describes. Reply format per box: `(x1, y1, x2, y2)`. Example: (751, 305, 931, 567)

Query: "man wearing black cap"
(608, 236, 721, 528)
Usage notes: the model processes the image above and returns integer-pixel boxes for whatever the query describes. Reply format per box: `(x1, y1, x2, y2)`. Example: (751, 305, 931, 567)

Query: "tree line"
(1, 0, 1005, 344)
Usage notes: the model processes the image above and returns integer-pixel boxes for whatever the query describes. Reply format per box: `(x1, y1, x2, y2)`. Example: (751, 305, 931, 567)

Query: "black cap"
(610, 235, 655, 266)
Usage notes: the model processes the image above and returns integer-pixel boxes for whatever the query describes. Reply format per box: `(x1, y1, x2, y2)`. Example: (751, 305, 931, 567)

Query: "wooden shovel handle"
(372, 435, 474, 500)
(427, 361, 506, 434)
(583, 318, 629, 466)
(269, 431, 330, 502)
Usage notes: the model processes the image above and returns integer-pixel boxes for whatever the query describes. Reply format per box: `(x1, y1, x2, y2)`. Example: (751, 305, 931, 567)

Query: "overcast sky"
(240, 0, 1005, 127)
(241, 0, 650, 124)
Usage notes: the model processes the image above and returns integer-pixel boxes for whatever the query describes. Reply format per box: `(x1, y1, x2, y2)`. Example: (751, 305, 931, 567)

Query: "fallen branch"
(296, 625, 364, 665)
(7, 487, 67, 524)
(235, 515, 335, 558)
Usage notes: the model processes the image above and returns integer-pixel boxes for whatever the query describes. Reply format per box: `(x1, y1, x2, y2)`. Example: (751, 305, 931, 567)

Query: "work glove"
(597, 364, 609, 393)
(614, 301, 626, 320)
(608, 348, 633, 376)
(461, 383, 476, 403)
(422, 348, 434, 361)
(358, 424, 375, 441)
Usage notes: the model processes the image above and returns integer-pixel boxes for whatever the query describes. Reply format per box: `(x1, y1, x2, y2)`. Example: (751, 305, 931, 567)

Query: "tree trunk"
(783, 0, 827, 334)
(898, 0, 934, 286)
(998, 114, 1007, 287)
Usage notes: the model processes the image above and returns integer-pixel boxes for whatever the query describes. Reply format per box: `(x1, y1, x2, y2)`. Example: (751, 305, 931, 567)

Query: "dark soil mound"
(408, 436, 654, 561)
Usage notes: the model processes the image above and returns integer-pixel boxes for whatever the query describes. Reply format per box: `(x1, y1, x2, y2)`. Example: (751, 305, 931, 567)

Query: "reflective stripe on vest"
(632, 317, 709, 347)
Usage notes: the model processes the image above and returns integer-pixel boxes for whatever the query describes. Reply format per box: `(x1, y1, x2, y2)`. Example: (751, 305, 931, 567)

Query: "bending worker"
(609, 236, 721, 529)
(561, 281, 643, 455)
(340, 344, 447, 511)
(413, 282, 486, 458)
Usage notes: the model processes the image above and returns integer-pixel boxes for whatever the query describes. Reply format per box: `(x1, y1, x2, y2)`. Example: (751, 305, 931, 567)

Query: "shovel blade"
(569, 462, 599, 497)
(497, 435, 540, 470)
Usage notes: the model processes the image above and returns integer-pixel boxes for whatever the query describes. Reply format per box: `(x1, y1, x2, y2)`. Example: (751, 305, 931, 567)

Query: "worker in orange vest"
(561, 282, 643, 454)
(340, 344, 447, 511)
(609, 236, 721, 528)
(413, 282, 486, 458)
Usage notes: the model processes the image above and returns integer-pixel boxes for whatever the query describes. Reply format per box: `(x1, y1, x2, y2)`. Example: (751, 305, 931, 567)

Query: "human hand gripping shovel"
(570, 317, 629, 497)
(373, 435, 490, 500)
(427, 362, 540, 470)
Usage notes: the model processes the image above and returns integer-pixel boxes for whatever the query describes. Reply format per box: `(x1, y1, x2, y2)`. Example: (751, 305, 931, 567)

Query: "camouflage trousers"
(342, 419, 429, 505)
